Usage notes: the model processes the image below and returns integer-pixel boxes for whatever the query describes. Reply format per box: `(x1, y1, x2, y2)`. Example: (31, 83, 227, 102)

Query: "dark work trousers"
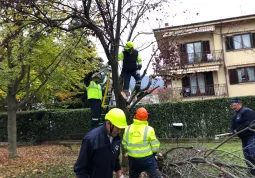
(88, 99, 102, 130)
(242, 135, 255, 175)
(128, 155, 162, 178)
(122, 70, 141, 92)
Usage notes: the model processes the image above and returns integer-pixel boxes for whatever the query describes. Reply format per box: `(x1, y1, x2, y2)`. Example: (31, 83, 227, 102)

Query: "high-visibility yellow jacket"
(122, 119, 160, 158)
(86, 81, 102, 100)
(118, 50, 142, 72)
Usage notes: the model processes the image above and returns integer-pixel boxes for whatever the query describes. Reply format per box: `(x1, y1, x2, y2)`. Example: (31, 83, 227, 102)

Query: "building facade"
(153, 14, 255, 100)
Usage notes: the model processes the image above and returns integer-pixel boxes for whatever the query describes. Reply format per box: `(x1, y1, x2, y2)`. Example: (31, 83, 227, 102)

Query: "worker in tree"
(84, 71, 103, 129)
(118, 41, 142, 99)
(74, 108, 127, 178)
(122, 107, 161, 178)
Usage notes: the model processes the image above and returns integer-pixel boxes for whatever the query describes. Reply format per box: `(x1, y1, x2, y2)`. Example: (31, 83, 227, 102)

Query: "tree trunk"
(109, 55, 130, 168)
(7, 93, 18, 158)
(110, 54, 127, 111)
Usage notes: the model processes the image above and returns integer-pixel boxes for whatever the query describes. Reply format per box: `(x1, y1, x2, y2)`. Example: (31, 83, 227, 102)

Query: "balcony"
(180, 50, 223, 65)
(153, 50, 224, 76)
(171, 84, 227, 99)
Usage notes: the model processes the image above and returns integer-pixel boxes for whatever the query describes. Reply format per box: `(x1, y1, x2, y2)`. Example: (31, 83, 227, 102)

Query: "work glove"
(92, 73, 97, 78)
(154, 152, 163, 160)
(229, 130, 237, 136)
(136, 70, 140, 75)
(137, 64, 142, 70)
(116, 170, 124, 178)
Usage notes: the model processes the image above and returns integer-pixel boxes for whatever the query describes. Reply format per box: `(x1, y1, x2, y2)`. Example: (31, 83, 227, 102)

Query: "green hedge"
(131, 96, 255, 138)
(47, 109, 91, 140)
(0, 109, 91, 143)
(0, 96, 255, 142)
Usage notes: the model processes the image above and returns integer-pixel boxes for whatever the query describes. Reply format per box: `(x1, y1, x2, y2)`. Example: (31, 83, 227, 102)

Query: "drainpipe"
(220, 22, 229, 97)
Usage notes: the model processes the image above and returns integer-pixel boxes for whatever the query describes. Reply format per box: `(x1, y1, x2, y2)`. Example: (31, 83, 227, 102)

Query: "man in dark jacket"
(118, 41, 142, 99)
(84, 71, 103, 129)
(231, 97, 255, 175)
(74, 108, 127, 178)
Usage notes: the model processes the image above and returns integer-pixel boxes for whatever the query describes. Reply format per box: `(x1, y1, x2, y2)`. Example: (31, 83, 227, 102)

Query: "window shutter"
(251, 33, 255, 48)
(180, 43, 186, 53)
(202, 41, 210, 61)
(182, 76, 190, 87)
(225, 36, 234, 51)
(228, 69, 238, 84)
(179, 44, 187, 65)
(202, 41, 210, 53)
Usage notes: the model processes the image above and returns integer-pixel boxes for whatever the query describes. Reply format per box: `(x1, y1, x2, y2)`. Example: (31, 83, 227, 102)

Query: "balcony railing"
(172, 84, 227, 98)
(180, 50, 223, 65)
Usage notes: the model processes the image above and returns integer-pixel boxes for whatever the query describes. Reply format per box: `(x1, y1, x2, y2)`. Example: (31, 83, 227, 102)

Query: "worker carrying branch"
(118, 41, 142, 99)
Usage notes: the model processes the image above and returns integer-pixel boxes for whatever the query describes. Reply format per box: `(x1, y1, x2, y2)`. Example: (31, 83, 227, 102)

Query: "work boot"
(121, 91, 127, 100)
(135, 80, 141, 92)
(121, 90, 130, 100)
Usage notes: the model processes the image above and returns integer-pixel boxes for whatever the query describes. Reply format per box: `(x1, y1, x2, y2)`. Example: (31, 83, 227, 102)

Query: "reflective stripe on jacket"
(122, 119, 160, 158)
(86, 81, 102, 100)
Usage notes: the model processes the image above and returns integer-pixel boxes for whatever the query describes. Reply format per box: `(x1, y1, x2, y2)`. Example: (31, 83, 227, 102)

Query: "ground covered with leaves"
(0, 141, 243, 178)
(0, 145, 79, 178)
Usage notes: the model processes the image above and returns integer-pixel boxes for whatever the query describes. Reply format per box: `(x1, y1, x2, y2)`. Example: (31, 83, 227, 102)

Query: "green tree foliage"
(0, 27, 98, 108)
(0, 22, 98, 157)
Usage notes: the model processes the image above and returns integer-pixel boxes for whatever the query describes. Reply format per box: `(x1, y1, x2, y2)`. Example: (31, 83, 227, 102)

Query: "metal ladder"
(100, 67, 114, 122)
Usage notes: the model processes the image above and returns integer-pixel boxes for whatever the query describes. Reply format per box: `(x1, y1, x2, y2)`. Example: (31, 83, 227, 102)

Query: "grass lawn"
(160, 140, 243, 154)
(0, 140, 243, 178)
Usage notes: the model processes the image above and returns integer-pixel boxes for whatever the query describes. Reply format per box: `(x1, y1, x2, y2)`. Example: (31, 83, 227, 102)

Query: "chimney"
(165, 23, 169, 27)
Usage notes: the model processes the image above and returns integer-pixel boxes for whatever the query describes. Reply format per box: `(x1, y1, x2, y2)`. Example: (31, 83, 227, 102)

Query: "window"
(179, 41, 213, 65)
(228, 67, 255, 84)
(226, 33, 255, 51)
(233, 35, 242, 49)
(186, 42, 202, 64)
(182, 41, 211, 64)
(237, 67, 255, 82)
(182, 73, 206, 94)
(242, 34, 252, 48)
(233, 34, 251, 49)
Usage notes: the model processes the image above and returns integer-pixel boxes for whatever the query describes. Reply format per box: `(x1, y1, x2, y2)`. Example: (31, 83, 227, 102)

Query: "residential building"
(153, 14, 255, 100)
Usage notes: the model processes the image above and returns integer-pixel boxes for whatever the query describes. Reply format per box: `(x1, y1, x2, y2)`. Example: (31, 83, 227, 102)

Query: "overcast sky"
(94, 0, 255, 74)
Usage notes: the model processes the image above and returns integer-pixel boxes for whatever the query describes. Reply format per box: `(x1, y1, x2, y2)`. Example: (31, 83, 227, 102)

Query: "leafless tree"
(0, 0, 173, 160)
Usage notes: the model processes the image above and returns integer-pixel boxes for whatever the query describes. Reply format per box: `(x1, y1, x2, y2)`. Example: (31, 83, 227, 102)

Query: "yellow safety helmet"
(105, 108, 128, 128)
(124, 41, 134, 51)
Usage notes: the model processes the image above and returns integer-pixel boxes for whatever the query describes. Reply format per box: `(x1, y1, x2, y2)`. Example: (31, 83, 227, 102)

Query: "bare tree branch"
(129, 86, 159, 110)
(131, 31, 153, 42)
(127, 0, 147, 41)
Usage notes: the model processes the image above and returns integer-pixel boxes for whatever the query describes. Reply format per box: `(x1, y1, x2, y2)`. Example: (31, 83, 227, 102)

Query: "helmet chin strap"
(127, 48, 133, 54)
(109, 123, 114, 136)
